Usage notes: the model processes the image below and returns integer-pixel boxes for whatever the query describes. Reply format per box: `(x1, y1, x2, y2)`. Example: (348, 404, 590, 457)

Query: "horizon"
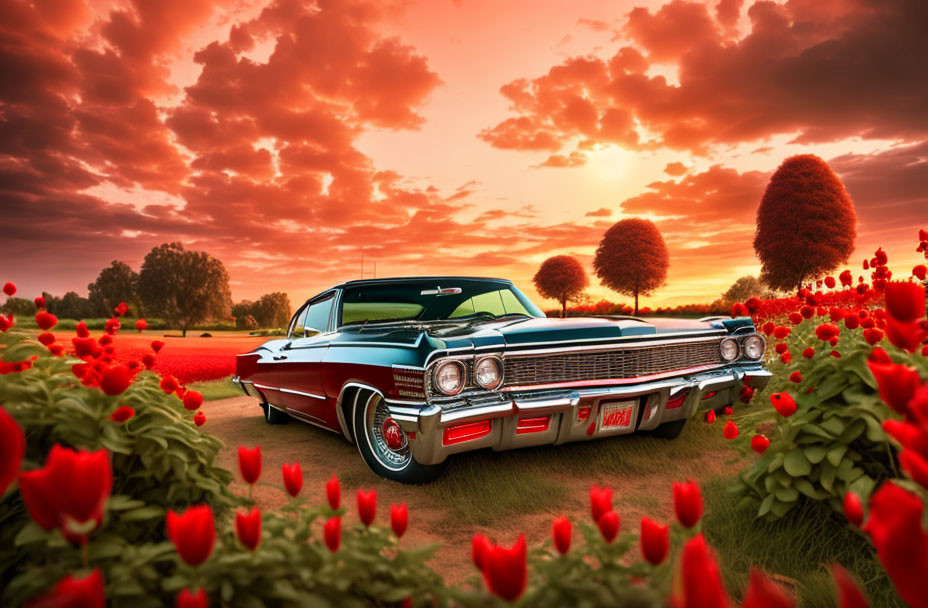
(2, 0, 925, 311)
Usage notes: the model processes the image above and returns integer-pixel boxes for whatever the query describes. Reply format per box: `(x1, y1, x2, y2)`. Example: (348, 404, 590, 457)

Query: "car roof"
(336, 276, 511, 289)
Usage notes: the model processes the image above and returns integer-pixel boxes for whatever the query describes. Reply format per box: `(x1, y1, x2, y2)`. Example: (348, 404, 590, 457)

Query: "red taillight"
(516, 416, 550, 434)
(577, 406, 591, 421)
(702, 391, 717, 400)
(666, 392, 688, 409)
(442, 420, 491, 445)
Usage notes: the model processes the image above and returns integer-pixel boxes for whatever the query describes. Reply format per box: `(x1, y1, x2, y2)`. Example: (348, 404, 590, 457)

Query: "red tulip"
(0, 314, 12, 332)
(3, 282, 16, 296)
(100, 365, 132, 396)
(899, 450, 928, 489)
(861, 317, 875, 330)
(673, 480, 703, 528)
(151, 340, 165, 353)
(391, 503, 408, 537)
(167, 505, 215, 566)
(110, 406, 135, 423)
(885, 281, 926, 323)
(921, 229, 928, 241)
(885, 317, 928, 353)
(104, 317, 120, 335)
(589, 485, 612, 522)
(1, 406, 25, 496)
(182, 390, 204, 411)
(194, 411, 206, 427)
(742, 567, 795, 608)
(326, 474, 340, 509)
(18, 446, 112, 542)
(815, 323, 841, 341)
(135, 318, 147, 332)
(38, 332, 55, 346)
(25, 569, 105, 608)
(789, 371, 802, 383)
(842, 492, 864, 527)
(839, 270, 853, 287)
(48, 344, 64, 356)
(598, 510, 620, 542)
(771, 392, 797, 417)
(679, 534, 728, 608)
(472, 533, 492, 569)
(552, 515, 571, 555)
(481, 535, 527, 602)
(72, 336, 99, 358)
(761, 322, 775, 336)
(775, 342, 789, 354)
(830, 564, 868, 608)
(723, 420, 739, 440)
(862, 482, 928, 608)
(160, 376, 180, 394)
(282, 462, 302, 497)
(844, 315, 860, 329)
(705, 410, 716, 423)
(176, 588, 208, 608)
(788, 312, 803, 325)
(76, 321, 89, 337)
(324, 516, 341, 552)
(773, 326, 791, 340)
(723, 406, 733, 416)
(640, 516, 669, 565)
(915, 265, 928, 281)
(867, 360, 920, 415)
(113, 302, 128, 317)
(780, 352, 792, 364)
(142, 353, 156, 369)
(739, 386, 754, 403)
(238, 446, 261, 484)
(235, 508, 261, 550)
(830, 350, 842, 358)
(825, 276, 836, 289)
(751, 434, 770, 454)
(731, 302, 748, 317)
(99, 334, 113, 347)
(357, 489, 376, 526)
(35, 311, 57, 331)
(863, 328, 883, 345)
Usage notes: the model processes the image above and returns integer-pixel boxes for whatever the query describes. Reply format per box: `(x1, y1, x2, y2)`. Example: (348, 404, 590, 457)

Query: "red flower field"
(111, 334, 265, 385)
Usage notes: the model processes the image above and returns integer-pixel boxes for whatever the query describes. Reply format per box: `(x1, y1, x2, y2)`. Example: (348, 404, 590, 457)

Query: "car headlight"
(742, 334, 766, 360)
(434, 360, 466, 395)
(720, 338, 740, 361)
(474, 357, 503, 389)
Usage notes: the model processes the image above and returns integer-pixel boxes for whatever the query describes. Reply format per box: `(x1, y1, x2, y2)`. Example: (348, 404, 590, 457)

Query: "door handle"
(273, 355, 288, 361)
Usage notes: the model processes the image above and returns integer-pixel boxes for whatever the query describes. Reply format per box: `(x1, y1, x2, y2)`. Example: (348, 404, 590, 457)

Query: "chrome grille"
(503, 339, 723, 387)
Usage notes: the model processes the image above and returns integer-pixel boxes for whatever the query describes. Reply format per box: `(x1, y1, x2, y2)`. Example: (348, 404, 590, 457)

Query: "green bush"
(733, 318, 927, 520)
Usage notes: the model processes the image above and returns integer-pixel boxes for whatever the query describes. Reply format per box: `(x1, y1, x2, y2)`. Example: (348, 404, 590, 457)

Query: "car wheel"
(353, 390, 446, 484)
(651, 418, 687, 440)
(265, 403, 290, 425)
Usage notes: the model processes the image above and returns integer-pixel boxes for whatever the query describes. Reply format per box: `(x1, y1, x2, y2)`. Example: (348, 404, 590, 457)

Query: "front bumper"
(385, 365, 771, 465)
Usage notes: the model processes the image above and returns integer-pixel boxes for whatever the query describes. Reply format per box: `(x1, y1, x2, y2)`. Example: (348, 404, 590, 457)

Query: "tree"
(754, 155, 857, 293)
(253, 292, 291, 328)
(88, 261, 139, 317)
(58, 292, 94, 319)
(137, 243, 232, 337)
(593, 218, 669, 315)
(721, 276, 777, 304)
(533, 256, 589, 318)
(232, 300, 255, 329)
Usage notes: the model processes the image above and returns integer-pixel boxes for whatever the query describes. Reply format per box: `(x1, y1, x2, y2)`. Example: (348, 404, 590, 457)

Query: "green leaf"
(804, 445, 827, 464)
(121, 506, 165, 521)
(820, 417, 845, 436)
(14, 521, 50, 546)
(775, 486, 799, 502)
(826, 444, 848, 467)
(784, 449, 812, 477)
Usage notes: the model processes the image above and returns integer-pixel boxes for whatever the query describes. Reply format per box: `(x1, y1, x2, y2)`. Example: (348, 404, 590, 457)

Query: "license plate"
(600, 401, 635, 430)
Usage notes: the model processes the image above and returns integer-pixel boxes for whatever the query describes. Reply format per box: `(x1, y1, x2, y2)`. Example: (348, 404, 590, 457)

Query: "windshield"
(339, 279, 545, 326)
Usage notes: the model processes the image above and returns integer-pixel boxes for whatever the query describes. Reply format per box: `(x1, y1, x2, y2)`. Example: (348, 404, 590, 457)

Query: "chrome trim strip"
(328, 334, 425, 349)
(500, 335, 724, 359)
(253, 382, 280, 392)
(284, 407, 341, 434)
(392, 363, 426, 371)
(278, 387, 326, 400)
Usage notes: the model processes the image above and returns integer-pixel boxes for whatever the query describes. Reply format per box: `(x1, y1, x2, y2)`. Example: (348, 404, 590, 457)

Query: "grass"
(426, 418, 732, 528)
(188, 377, 243, 401)
(702, 477, 903, 607)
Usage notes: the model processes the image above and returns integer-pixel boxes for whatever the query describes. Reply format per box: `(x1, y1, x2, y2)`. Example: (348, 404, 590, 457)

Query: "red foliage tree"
(533, 256, 588, 318)
(593, 218, 669, 315)
(754, 155, 857, 292)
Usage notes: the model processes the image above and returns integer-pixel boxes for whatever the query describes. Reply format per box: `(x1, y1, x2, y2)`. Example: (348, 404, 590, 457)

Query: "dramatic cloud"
(481, 0, 928, 157)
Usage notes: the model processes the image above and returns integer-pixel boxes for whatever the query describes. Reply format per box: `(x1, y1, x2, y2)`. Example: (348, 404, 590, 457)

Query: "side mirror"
(304, 327, 321, 338)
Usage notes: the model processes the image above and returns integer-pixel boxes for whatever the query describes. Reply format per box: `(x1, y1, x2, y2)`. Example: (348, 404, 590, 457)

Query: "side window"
(303, 296, 335, 336)
(289, 306, 308, 339)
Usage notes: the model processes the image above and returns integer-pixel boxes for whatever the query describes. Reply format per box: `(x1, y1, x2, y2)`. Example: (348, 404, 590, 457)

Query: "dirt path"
(207, 395, 738, 584)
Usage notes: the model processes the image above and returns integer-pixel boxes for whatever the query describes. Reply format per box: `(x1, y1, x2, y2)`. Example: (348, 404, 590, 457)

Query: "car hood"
(331, 315, 735, 354)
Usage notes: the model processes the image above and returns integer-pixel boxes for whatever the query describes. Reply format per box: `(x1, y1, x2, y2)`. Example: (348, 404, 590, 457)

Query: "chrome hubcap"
(365, 393, 410, 470)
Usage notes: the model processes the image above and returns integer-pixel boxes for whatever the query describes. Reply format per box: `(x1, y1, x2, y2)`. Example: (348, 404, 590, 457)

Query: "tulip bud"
(673, 480, 703, 528)
(640, 517, 669, 565)
(552, 515, 571, 555)
(324, 516, 341, 552)
(391, 503, 408, 538)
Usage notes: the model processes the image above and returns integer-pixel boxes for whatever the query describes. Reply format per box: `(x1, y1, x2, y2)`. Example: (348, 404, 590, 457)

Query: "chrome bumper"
(385, 365, 771, 466)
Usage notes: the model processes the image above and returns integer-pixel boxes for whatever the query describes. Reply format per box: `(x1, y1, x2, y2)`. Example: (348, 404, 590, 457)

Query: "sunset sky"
(2, 0, 926, 312)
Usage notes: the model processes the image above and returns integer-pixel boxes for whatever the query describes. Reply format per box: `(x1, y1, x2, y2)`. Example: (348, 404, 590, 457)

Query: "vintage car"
(234, 277, 770, 483)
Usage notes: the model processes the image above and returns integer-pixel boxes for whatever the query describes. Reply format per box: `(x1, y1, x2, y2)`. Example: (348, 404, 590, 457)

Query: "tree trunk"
(634, 291, 639, 316)
(561, 298, 567, 318)
(181, 323, 188, 338)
